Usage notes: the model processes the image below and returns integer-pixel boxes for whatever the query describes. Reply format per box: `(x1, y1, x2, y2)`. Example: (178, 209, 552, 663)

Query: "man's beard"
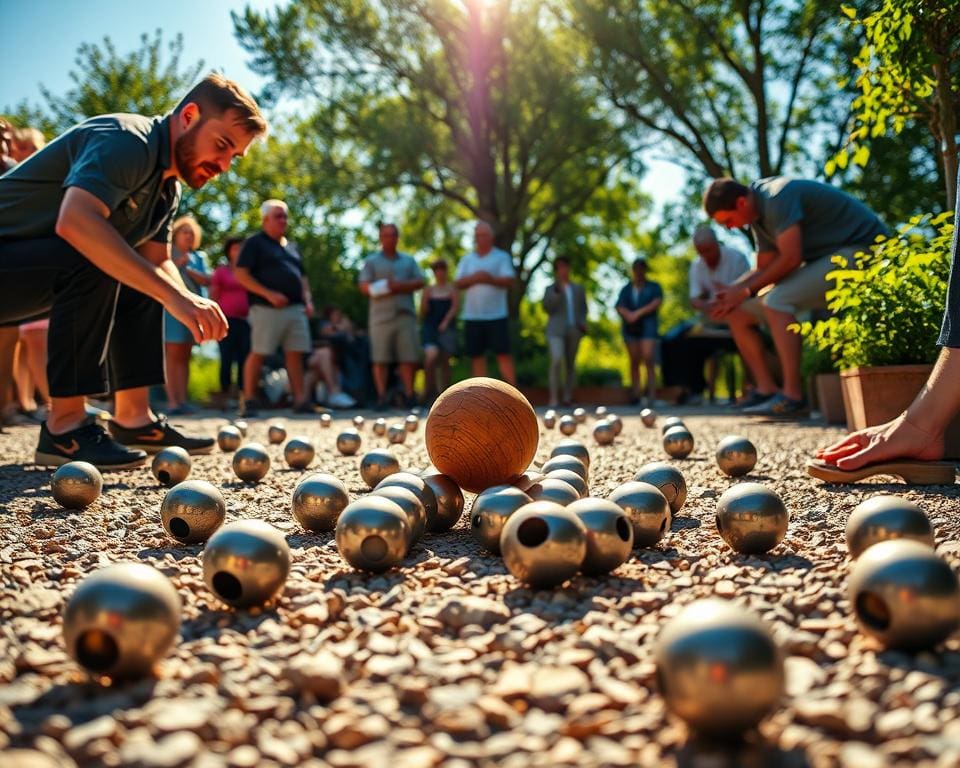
(174, 128, 219, 190)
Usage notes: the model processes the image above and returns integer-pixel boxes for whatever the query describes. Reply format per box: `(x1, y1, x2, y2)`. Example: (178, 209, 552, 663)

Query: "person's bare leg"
(243, 353, 264, 402)
(764, 306, 803, 401)
(22, 329, 50, 408)
(641, 339, 657, 402)
(439, 352, 452, 392)
(176, 344, 192, 406)
(46, 396, 87, 434)
(471, 356, 487, 378)
(496, 354, 516, 386)
(398, 362, 416, 396)
(423, 346, 439, 398)
(725, 310, 778, 395)
(14, 341, 37, 411)
(285, 351, 306, 405)
(0, 327, 19, 421)
(114, 387, 156, 428)
(164, 343, 182, 409)
(626, 341, 641, 398)
(373, 363, 389, 400)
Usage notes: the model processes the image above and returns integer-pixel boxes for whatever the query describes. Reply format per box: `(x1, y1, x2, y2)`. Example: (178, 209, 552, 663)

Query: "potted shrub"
(798, 213, 960, 454)
(801, 340, 845, 425)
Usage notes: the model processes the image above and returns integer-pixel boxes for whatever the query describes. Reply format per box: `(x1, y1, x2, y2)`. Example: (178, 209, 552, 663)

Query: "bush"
(798, 213, 952, 370)
(188, 352, 222, 404)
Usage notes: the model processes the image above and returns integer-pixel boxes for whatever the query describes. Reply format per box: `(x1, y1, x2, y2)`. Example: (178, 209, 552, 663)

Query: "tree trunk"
(932, 57, 958, 211)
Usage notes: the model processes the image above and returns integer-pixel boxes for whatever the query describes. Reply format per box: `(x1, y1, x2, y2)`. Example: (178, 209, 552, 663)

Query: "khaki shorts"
(370, 313, 420, 363)
(249, 304, 312, 355)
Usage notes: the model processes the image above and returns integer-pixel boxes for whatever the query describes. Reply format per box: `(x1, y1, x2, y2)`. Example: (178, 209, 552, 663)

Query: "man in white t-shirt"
(690, 225, 751, 310)
(453, 221, 517, 384)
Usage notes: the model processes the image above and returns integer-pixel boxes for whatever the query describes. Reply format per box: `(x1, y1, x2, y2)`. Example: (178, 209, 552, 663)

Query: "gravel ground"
(2, 409, 960, 768)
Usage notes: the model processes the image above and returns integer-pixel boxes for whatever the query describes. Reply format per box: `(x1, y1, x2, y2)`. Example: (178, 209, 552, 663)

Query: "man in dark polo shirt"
(235, 199, 315, 416)
(0, 73, 267, 468)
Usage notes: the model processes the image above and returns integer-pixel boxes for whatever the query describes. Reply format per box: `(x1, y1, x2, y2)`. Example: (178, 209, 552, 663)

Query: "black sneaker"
(238, 398, 261, 418)
(108, 415, 215, 455)
(36, 419, 147, 470)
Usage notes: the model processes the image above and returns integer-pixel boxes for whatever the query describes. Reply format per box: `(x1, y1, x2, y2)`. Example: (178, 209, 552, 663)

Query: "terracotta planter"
(840, 365, 960, 458)
(815, 373, 845, 425)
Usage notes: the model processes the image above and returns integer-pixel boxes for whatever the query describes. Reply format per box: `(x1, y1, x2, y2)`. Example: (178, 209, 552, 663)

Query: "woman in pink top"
(210, 237, 251, 401)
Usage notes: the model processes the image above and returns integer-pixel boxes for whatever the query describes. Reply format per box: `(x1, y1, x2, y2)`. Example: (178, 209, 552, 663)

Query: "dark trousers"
(218, 317, 250, 392)
(661, 331, 737, 393)
(0, 236, 164, 397)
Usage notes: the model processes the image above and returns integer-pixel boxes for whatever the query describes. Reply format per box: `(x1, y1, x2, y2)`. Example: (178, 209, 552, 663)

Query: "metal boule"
(284, 436, 316, 469)
(202, 519, 291, 608)
(151, 446, 192, 487)
(500, 501, 587, 588)
(594, 406, 608, 419)
(388, 423, 407, 444)
(848, 539, 960, 650)
(232, 420, 249, 437)
(541, 454, 588, 482)
(716, 435, 758, 477)
(543, 410, 556, 430)
(63, 562, 181, 678)
(267, 422, 287, 445)
(375, 471, 438, 531)
(544, 468, 588, 498)
(573, 407, 587, 424)
(513, 470, 546, 493)
(373, 418, 387, 436)
(421, 472, 465, 532)
(360, 448, 400, 488)
(846, 495, 935, 559)
(550, 439, 591, 469)
(633, 462, 687, 514)
(291, 472, 349, 532)
(640, 408, 657, 428)
(715, 482, 788, 555)
(470, 485, 532, 554)
(660, 416, 685, 435)
(232, 442, 271, 483)
(655, 599, 784, 734)
(558, 414, 578, 435)
(51, 461, 103, 509)
(405, 414, 419, 432)
(528, 477, 580, 507)
(337, 429, 362, 456)
(353, 415, 365, 430)
(160, 479, 226, 544)
(568, 497, 633, 575)
(335, 496, 409, 572)
(663, 425, 694, 459)
(217, 425, 242, 452)
(373, 485, 426, 547)
(593, 419, 616, 446)
(607, 413, 623, 436)
(320, 413, 332, 428)
(608, 481, 671, 548)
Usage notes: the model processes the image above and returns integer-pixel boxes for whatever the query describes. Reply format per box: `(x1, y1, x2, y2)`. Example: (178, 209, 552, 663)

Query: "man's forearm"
(906, 347, 960, 436)
(234, 271, 275, 300)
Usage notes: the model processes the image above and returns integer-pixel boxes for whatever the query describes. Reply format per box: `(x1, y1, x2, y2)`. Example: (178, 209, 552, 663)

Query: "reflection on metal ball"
(715, 483, 788, 555)
(593, 419, 616, 446)
(544, 468, 588, 499)
(375, 472, 438, 531)
(373, 485, 425, 546)
(655, 599, 784, 734)
(388, 424, 407, 444)
(335, 496, 409, 572)
(661, 416, 685, 435)
(528, 477, 580, 506)
(500, 501, 587, 588)
(160, 479, 226, 544)
(202, 520, 291, 608)
(543, 410, 557, 430)
(559, 415, 578, 436)
(550, 439, 591, 469)
(633, 462, 687, 514)
(151, 447, 192, 487)
(568, 497, 633, 575)
(663, 426, 694, 459)
(360, 448, 400, 488)
(373, 418, 387, 436)
(405, 414, 420, 432)
(541, 454, 588, 482)
(51, 461, 103, 509)
(640, 408, 657, 428)
(846, 495, 935, 559)
(716, 435, 758, 477)
(284, 436, 316, 469)
(470, 484, 532, 554)
(217, 426, 242, 452)
(292, 472, 349, 532)
(232, 442, 271, 483)
(267, 422, 287, 445)
(608, 481, 671, 548)
(63, 562, 181, 678)
(573, 407, 587, 424)
(421, 472, 465, 532)
(337, 429, 362, 456)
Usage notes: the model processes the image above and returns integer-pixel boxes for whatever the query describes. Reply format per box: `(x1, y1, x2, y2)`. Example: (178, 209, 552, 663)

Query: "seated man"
(0, 74, 266, 467)
(304, 308, 357, 409)
(704, 176, 888, 416)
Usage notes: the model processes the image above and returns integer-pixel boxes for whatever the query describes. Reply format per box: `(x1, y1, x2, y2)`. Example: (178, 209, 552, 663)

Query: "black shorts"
(464, 318, 510, 357)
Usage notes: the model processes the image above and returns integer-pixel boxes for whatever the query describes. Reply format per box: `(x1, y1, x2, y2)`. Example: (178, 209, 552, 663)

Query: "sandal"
(806, 459, 956, 485)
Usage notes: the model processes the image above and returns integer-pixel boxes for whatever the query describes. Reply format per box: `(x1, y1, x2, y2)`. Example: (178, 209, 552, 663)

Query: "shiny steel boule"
(337, 429, 362, 456)
(405, 414, 419, 432)
(284, 436, 316, 469)
(232, 442, 271, 483)
(541, 454, 588, 482)
(335, 496, 409, 572)
(373, 418, 387, 436)
(568, 497, 633, 575)
(558, 414, 578, 436)
(608, 481, 671, 548)
(849, 539, 960, 650)
(640, 408, 657, 428)
(51, 461, 103, 509)
(716, 435, 758, 477)
(217, 425, 242, 453)
(593, 419, 616, 446)
(421, 472, 464, 532)
(375, 472, 438, 531)
(232, 420, 249, 437)
(291, 473, 349, 532)
(353, 415, 365, 430)
(388, 423, 407, 444)
(160, 479, 226, 544)
(573, 407, 587, 424)
(528, 477, 580, 507)
(373, 485, 426, 546)
(607, 413, 623, 436)
(500, 501, 588, 588)
(655, 599, 784, 734)
(513, 470, 546, 493)
(550, 439, 591, 470)
(846, 495, 935, 558)
(360, 448, 400, 488)
(470, 485, 532, 554)
(320, 413, 332, 428)
(203, 520, 291, 608)
(715, 483, 788, 554)
(661, 416, 686, 435)
(633, 461, 687, 514)
(594, 406, 608, 419)
(543, 410, 557, 430)
(544, 468, 588, 498)
(63, 563, 181, 678)
(151, 446, 191, 487)
(663, 426, 694, 460)
(267, 422, 287, 445)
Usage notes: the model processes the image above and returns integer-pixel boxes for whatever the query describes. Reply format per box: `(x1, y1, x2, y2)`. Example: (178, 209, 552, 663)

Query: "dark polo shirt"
(0, 113, 181, 247)
(237, 231, 305, 306)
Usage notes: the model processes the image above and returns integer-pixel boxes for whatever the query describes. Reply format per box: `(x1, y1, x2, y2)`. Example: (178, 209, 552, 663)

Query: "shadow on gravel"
(818, 481, 960, 499)
(876, 649, 960, 690)
(501, 576, 649, 622)
(732, 553, 815, 572)
(671, 515, 701, 531)
(10, 677, 157, 730)
(674, 736, 810, 768)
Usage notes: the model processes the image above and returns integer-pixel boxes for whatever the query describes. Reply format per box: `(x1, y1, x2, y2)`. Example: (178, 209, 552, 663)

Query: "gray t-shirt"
(0, 113, 180, 247)
(750, 177, 888, 262)
(359, 251, 424, 324)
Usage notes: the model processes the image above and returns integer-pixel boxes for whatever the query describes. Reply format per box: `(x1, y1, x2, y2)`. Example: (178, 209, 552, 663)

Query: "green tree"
(830, 1, 960, 210)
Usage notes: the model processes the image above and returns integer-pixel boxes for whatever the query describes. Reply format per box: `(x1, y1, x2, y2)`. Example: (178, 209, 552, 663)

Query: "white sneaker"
(328, 391, 357, 409)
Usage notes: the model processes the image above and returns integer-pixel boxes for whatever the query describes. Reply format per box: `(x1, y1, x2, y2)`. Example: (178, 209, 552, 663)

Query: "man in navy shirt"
(235, 199, 315, 415)
(0, 73, 267, 468)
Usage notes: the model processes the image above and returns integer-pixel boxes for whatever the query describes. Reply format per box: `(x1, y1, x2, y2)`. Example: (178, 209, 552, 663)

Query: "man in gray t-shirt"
(703, 176, 888, 417)
(359, 223, 425, 409)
